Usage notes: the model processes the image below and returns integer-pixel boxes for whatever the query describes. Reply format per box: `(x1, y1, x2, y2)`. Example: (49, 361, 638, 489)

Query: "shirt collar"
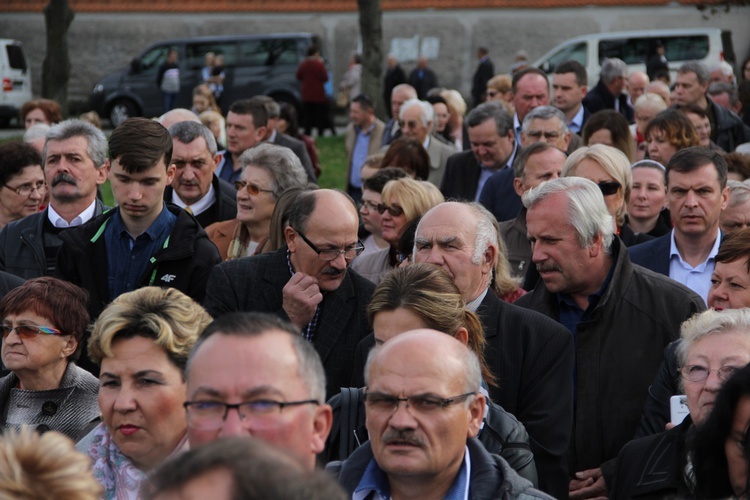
(422, 135, 431, 151)
(356, 120, 377, 135)
(570, 105, 584, 130)
(353, 446, 471, 500)
(113, 202, 173, 240)
(171, 181, 216, 216)
(669, 228, 722, 266)
(47, 199, 98, 228)
(268, 129, 278, 143)
(466, 288, 489, 312)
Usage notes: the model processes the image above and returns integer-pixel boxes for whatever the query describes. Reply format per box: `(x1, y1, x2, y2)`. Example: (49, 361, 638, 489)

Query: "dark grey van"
(89, 33, 321, 126)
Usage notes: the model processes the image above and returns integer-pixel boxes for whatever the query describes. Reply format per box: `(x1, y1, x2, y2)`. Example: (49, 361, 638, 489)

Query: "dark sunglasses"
(233, 180, 274, 196)
(2, 324, 63, 339)
(598, 181, 622, 196)
(376, 203, 404, 217)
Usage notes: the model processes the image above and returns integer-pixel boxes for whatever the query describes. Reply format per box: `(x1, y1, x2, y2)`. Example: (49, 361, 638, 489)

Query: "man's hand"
(569, 467, 608, 500)
(283, 272, 323, 329)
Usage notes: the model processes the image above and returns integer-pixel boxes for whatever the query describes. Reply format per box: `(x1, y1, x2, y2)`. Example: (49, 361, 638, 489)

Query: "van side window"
(240, 39, 298, 66)
(186, 44, 237, 69)
(6, 44, 27, 71)
(599, 36, 710, 65)
(139, 47, 170, 74)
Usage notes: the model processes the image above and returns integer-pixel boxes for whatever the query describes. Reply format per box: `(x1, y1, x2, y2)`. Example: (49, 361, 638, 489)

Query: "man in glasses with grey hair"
(204, 189, 375, 399)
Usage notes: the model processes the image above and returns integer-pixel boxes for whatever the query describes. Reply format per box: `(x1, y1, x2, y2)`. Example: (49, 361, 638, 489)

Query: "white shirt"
(171, 183, 216, 217)
(47, 199, 98, 228)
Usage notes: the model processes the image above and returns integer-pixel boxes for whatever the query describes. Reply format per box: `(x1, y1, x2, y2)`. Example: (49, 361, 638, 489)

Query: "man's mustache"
(52, 173, 77, 187)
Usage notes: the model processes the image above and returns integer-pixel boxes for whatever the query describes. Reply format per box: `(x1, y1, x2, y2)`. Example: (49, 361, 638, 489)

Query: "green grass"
(314, 135, 347, 190)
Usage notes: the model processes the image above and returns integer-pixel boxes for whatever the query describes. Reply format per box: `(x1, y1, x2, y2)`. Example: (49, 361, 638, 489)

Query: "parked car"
(0, 39, 32, 128)
(89, 33, 322, 127)
(532, 28, 735, 87)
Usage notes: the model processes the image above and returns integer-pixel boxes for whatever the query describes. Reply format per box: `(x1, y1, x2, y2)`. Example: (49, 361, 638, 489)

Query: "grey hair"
(679, 62, 711, 86)
(466, 101, 513, 136)
(513, 142, 562, 179)
(522, 105, 569, 134)
(676, 308, 750, 369)
(43, 119, 108, 169)
(391, 83, 417, 99)
(364, 336, 483, 393)
(522, 177, 615, 250)
(712, 61, 735, 78)
(189, 312, 327, 403)
(466, 202, 499, 266)
(168, 121, 218, 155)
(399, 99, 434, 126)
(635, 93, 668, 114)
(238, 143, 307, 199)
(727, 180, 750, 209)
(600, 58, 628, 83)
(708, 82, 739, 107)
(23, 123, 50, 143)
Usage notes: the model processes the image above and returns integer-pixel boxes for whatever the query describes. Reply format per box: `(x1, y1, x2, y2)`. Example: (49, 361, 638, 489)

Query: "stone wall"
(1, 5, 747, 113)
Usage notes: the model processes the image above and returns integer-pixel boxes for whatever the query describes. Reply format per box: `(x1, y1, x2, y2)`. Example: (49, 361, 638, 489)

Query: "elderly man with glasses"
(204, 189, 375, 399)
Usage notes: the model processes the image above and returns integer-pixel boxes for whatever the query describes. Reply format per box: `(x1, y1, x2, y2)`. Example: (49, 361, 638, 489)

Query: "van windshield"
(6, 44, 27, 71)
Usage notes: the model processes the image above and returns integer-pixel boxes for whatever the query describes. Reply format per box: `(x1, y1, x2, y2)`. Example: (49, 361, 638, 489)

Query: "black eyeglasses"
(597, 181, 622, 196)
(376, 203, 404, 217)
(293, 228, 364, 261)
(233, 180, 274, 196)
(363, 391, 477, 415)
(1, 324, 63, 339)
(184, 399, 319, 429)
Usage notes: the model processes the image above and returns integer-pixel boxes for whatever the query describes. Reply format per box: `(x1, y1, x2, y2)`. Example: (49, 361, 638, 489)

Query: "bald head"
(159, 108, 201, 129)
(365, 329, 482, 393)
(627, 71, 649, 104)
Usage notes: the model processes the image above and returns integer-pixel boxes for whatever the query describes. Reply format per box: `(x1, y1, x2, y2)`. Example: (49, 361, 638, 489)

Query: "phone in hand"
(670, 395, 689, 425)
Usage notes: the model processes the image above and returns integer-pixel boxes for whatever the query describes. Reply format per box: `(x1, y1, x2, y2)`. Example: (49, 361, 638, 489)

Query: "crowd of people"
(1, 49, 750, 498)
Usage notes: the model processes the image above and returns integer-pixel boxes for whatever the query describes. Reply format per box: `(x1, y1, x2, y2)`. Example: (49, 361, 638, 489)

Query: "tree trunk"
(42, 0, 75, 117)
(357, 0, 384, 119)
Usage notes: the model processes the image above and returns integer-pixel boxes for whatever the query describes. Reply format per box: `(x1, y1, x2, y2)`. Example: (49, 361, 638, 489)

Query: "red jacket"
(296, 57, 328, 103)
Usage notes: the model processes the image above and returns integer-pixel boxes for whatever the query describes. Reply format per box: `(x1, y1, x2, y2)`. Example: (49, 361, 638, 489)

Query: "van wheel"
(108, 99, 139, 128)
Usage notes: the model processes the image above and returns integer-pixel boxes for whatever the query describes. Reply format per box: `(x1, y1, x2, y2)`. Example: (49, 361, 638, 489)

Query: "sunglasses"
(598, 181, 622, 196)
(1, 324, 64, 339)
(233, 180, 274, 196)
(376, 203, 404, 217)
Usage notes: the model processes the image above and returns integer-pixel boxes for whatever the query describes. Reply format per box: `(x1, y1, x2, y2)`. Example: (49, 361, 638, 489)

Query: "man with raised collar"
(166, 121, 236, 228)
(56, 117, 220, 324)
(0, 119, 108, 279)
(413, 201, 573, 498)
(629, 147, 729, 303)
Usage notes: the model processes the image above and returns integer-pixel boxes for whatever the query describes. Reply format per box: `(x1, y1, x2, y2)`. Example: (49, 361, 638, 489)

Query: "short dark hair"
(108, 117, 173, 173)
(228, 99, 269, 128)
(725, 152, 750, 181)
(677, 103, 710, 120)
(513, 142, 560, 179)
(380, 137, 430, 181)
(716, 228, 750, 273)
(143, 437, 347, 500)
(362, 166, 409, 193)
(511, 67, 549, 93)
(0, 141, 42, 186)
(466, 101, 513, 136)
(477, 47, 489, 56)
(0, 277, 89, 361)
(645, 109, 700, 152)
(554, 60, 588, 87)
(351, 94, 374, 112)
(248, 95, 280, 120)
(666, 146, 728, 189)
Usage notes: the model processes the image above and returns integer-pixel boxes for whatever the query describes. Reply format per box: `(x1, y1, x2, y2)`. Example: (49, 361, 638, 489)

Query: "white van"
(532, 28, 735, 87)
(0, 39, 32, 127)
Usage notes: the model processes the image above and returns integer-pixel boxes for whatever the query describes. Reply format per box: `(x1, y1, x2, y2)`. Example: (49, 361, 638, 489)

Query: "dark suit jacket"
(440, 150, 482, 201)
(472, 57, 495, 105)
(407, 66, 438, 100)
(273, 132, 317, 182)
(582, 79, 634, 124)
(164, 175, 237, 229)
(203, 247, 376, 398)
(627, 232, 671, 276)
(478, 168, 522, 223)
(383, 65, 406, 114)
(479, 292, 574, 499)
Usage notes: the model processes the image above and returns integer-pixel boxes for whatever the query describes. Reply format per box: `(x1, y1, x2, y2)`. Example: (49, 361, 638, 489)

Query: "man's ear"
(311, 404, 334, 455)
(482, 243, 497, 276)
(99, 159, 111, 186)
(588, 231, 604, 259)
(211, 153, 221, 174)
(513, 177, 525, 197)
(285, 225, 297, 252)
(466, 393, 486, 438)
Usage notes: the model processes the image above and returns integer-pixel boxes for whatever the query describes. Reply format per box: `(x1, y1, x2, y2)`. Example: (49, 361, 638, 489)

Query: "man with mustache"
(516, 177, 704, 498)
(54, 118, 221, 329)
(413, 201, 573, 498)
(204, 189, 375, 399)
(165, 121, 236, 228)
(0, 120, 109, 279)
(630, 147, 730, 303)
(329, 330, 552, 499)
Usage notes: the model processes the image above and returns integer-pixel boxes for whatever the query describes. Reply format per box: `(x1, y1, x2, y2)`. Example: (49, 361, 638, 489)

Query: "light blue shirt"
(668, 229, 722, 304)
(474, 143, 516, 202)
(568, 105, 585, 134)
(350, 122, 376, 189)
